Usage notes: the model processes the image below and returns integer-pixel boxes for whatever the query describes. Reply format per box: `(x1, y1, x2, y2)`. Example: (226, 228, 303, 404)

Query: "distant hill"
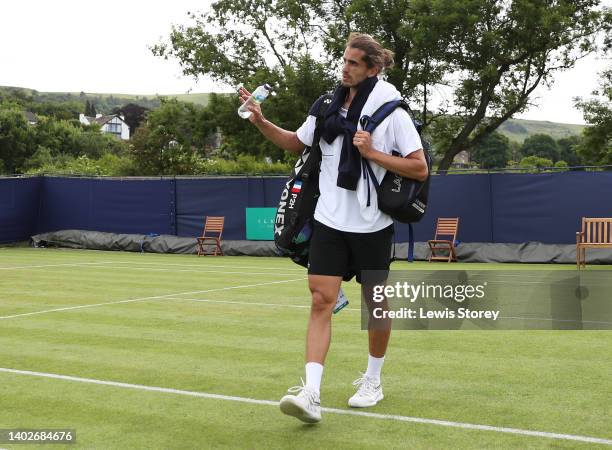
(65, 91, 213, 107)
(1, 86, 585, 141)
(497, 118, 585, 143)
(0, 86, 213, 113)
(66, 91, 212, 107)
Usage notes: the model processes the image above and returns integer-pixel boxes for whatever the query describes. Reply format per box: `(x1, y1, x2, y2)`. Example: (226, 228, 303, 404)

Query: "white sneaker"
(348, 373, 384, 408)
(279, 380, 322, 423)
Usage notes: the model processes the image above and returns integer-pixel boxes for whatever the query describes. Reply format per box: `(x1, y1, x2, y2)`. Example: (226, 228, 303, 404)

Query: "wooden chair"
(197, 216, 225, 256)
(428, 217, 459, 262)
(576, 217, 612, 268)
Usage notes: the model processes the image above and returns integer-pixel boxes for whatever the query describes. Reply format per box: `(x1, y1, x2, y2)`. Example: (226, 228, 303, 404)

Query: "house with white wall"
(79, 114, 130, 140)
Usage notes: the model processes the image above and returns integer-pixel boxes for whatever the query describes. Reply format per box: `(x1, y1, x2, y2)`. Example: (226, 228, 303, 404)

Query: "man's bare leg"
(362, 283, 392, 358)
(306, 274, 343, 363)
(279, 274, 341, 423)
(346, 283, 390, 408)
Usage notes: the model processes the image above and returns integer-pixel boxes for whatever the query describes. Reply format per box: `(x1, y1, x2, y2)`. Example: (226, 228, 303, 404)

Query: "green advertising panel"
(245, 207, 277, 240)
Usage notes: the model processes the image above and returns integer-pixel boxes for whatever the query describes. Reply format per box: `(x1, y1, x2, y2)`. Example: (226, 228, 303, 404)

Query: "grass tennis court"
(1, 247, 611, 449)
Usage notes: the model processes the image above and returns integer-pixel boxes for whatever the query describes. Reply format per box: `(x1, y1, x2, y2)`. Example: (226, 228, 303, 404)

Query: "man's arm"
(239, 87, 305, 156)
(352, 130, 428, 181)
(368, 149, 428, 182)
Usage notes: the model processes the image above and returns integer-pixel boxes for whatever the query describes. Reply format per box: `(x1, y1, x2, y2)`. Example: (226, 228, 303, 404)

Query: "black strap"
(310, 94, 333, 160)
(408, 223, 415, 262)
(360, 100, 404, 198)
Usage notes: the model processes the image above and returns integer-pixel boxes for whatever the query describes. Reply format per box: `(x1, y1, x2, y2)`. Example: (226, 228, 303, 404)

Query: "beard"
(341, 78, 357, 88)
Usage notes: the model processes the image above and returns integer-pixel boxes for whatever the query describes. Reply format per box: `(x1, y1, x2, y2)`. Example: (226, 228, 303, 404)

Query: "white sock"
(365, 354, 385, 383)
(305, 362, 324, 393)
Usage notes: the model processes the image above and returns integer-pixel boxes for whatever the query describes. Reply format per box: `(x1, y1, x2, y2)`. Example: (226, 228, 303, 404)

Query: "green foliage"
(154, 0, 610, 172)
(21, 146, 55, 172)
(469, 132, 511, 169)
(85, 100, 97, 117)
(206, 55, 334, 161)
(519, 155, 553, 171)
(130, 98, 217, 175)
(557, 135, 583, 167)
(194, 154, 292, 175)
(0, 95, 132, 174)
(521, 134, 559, 162)
(28, 116, 127, 160)
(23, 148, 136, 176)
(575, 67, 612, 166)
(0, 106, 34, 173)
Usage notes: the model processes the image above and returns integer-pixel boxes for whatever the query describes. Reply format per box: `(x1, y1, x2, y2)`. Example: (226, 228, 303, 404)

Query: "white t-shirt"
(296, 106, 423, 233)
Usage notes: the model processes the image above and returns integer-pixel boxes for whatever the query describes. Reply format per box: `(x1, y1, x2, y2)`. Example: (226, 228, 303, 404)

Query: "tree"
(469, 132, 511, 169)
(0, 107, 34, 174)
(30, 115, 127, 160)
(575, 67, 612, 166)
(204, 55, 334, 161)
(557, 135, 583, 167)
(112, 103, 149, 134)
(130, 98, 215, 175)
(33, 117, 82, 157)
(154, 0, 610, 171)
(521, 134, 559, 162)
(30, 100, 83, 121)
(519, 155, 553, 170)
(85, 100, 97, 117)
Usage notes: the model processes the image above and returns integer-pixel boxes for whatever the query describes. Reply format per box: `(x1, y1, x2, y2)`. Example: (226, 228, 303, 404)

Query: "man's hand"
(353, 130, 375, 159)
(239, 87, 264, 124)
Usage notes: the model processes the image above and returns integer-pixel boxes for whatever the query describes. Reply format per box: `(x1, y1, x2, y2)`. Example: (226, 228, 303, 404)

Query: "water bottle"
(333, 287, 349, 314)
(238, 83, 272, 119)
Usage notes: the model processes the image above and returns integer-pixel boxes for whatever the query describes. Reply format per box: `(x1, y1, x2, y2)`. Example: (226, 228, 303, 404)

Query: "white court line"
(0, 367, 610, 446)
(0, 262, 116, 270)
(0, 278, 306, 320)
(169, 297, 360, 312)
(103, 261, 306, 272)
(83, 265, 302, 277)
(0, 261, 301, 277)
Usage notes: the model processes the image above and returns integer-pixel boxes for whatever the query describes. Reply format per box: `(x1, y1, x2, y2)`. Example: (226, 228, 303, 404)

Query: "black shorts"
(308, 220, 393, 283)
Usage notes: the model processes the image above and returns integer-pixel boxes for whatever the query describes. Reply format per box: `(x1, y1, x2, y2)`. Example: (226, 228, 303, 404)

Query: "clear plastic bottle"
(238, 83, 272, 119)
(333, 287, 349, 314)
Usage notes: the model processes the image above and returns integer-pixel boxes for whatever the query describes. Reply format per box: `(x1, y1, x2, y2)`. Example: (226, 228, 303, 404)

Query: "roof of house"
(83, 114, 126, 126)
(24, 111, 37, 123)
(96, 115, 115, 126)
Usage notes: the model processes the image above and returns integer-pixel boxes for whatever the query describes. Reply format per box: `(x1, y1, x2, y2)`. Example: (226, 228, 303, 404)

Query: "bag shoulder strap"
(305, 93, 333, 162)
(360, 99, 405, 187)
(359, 99, 403, 132)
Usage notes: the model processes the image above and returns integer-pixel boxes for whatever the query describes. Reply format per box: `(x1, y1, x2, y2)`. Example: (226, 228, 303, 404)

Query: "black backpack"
(273, 94, 332, 267)
(361, 99, 432, 224)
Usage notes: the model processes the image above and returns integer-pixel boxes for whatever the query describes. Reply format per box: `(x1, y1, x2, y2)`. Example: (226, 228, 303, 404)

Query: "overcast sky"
(1, 0, 609, 125)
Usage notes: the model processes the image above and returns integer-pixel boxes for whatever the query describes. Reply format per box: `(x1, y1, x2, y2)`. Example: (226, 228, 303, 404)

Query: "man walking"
(239, 33, 427, 423)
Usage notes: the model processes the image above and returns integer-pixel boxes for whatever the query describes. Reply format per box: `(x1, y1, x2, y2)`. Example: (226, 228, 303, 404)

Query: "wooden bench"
(576, 217, 612, 268)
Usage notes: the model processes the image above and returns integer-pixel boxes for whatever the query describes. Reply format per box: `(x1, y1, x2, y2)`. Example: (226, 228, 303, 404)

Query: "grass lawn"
(0, 248, 610, 449)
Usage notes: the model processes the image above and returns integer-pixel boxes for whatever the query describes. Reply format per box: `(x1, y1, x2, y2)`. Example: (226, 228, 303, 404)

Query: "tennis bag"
(274, 94, 332, 267)
(361, 99, 432, 224)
